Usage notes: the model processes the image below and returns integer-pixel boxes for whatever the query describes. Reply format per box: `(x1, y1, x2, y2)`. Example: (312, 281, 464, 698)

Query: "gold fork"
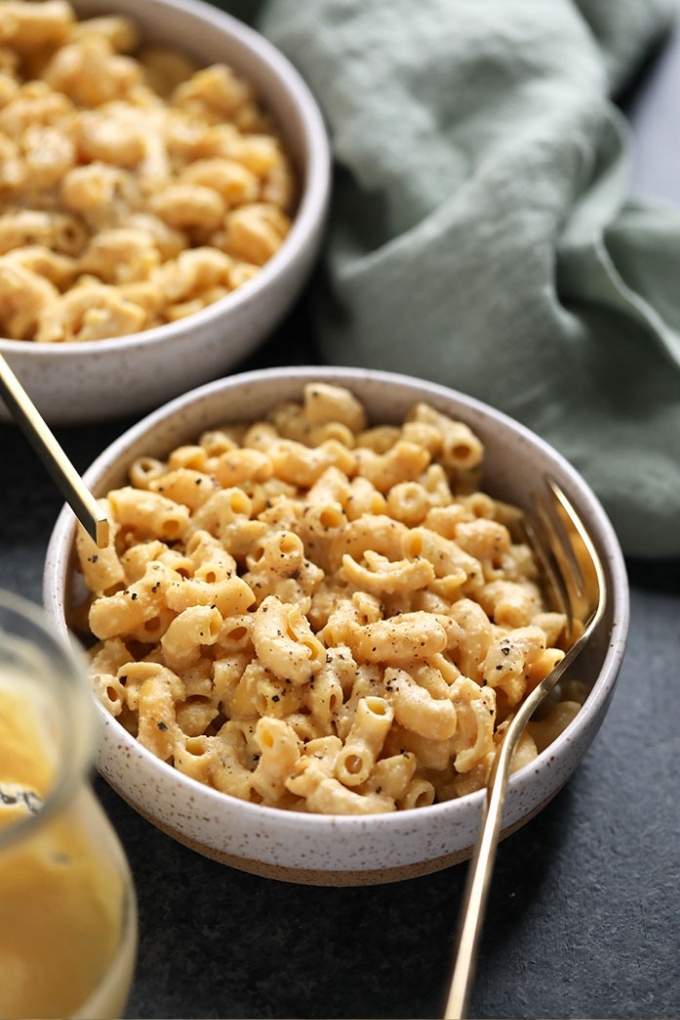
(0, 353, 109, 548)
(445, 476, 607, 1020)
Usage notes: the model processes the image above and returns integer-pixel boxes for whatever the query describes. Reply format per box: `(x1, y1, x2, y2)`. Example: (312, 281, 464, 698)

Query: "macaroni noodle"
(0, 0, 295, 343)
(74, 383, 586, 814)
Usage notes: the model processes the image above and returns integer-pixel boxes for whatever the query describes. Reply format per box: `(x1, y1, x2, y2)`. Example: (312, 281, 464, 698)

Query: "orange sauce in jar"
(0, 676, 130, 1020)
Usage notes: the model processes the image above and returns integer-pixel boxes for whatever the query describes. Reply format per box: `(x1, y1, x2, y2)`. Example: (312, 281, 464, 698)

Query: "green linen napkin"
(229, 0, 680, 557)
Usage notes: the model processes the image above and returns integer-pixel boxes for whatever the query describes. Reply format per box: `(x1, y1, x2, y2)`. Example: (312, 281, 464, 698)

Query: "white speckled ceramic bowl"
(43, 368, 629, 885)
(0, 0, 330, 425)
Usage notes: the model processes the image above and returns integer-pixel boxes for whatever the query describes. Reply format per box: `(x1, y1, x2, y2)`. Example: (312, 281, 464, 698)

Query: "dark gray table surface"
(2, 18, 680, 1020)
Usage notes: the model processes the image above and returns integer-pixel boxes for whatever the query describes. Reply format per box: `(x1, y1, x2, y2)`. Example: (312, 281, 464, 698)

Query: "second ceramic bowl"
(0, 0, 330, 423)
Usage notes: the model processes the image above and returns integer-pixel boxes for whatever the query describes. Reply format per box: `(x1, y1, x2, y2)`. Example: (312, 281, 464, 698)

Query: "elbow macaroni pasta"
(74, 383, 585, 814)
(0, 0, 295, 343)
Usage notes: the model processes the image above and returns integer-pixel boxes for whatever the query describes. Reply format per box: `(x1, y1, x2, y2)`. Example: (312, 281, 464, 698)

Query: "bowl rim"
(43, 366, 630, 834)
(0, 0, 331, 359)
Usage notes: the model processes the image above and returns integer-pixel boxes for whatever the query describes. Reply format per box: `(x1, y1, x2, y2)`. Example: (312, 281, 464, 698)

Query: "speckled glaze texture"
(43, 368, 630, 885)
(0, 0, 330, 425)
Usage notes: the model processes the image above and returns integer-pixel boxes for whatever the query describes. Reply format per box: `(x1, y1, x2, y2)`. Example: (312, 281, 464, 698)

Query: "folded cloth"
(223, 0, 680, 557)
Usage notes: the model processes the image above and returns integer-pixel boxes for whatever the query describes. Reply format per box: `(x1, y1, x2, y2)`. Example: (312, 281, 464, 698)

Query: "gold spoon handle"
(0, 353, 109, 548)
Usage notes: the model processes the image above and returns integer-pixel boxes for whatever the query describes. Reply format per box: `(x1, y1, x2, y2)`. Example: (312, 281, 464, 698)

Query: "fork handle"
(0, 353, 109, 548)
(444, 640, 587, 1019)
(444, 720, 516, 1020)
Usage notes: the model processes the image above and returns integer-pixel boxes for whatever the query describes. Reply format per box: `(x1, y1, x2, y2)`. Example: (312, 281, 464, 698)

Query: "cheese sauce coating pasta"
(0, 0, 294, 343)
(74, 383, 586, 814)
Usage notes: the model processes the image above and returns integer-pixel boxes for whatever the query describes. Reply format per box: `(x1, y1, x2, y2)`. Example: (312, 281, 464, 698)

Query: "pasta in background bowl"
(43, 367, 629, 885)
(0, 0, 330, 423)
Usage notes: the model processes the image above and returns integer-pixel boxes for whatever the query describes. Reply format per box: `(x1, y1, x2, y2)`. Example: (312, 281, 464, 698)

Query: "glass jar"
(0, 591, 137, 1020)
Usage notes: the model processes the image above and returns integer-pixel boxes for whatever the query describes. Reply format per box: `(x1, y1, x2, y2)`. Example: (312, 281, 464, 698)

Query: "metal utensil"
(445, 476, 607, 1019)
(0, 353, 109, 548)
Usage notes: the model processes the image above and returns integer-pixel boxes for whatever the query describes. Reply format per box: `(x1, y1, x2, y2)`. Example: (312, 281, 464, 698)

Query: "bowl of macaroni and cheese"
(43, 367, 629, 884)
(0, 0, 330, 424)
